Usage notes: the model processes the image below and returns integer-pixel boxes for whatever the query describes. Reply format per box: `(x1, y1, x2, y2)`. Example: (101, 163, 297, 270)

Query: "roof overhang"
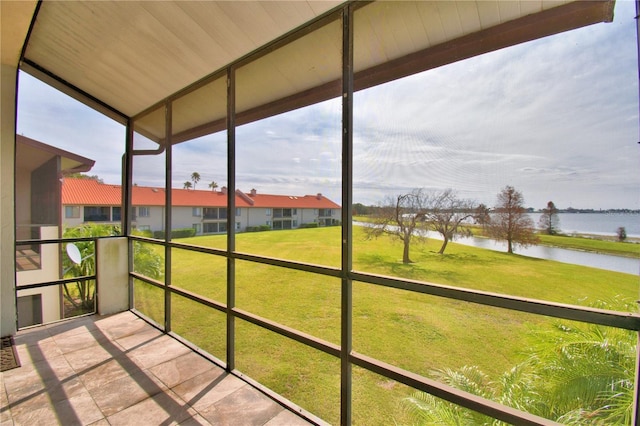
(16, 135, 96, 174)
(7, 1, 616, 143)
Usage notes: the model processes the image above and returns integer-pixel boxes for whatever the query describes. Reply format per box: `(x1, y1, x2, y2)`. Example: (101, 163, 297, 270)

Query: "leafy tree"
(65, 173, 104, 183)
(183, 181, 192, 190)
(425, 189, 476, 254)
(62, 224, 118, 315)
(617, 226, 627, 242)
(365, 189, 429, 263)
(62, 224, 162, 316)
(353, 202, 372, 216)
(539, 201, 560, 235)
(208, 180, 218, 191)
(474, 203, 491, 229)
(191, 172, 200, 189)
(487, 186, 538, 253)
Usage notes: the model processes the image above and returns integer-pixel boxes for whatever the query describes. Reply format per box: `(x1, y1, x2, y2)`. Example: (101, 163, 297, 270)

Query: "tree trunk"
(402, 241, 412, 263)
(438, 237, 449, 254)
(507, 239, 513, 253)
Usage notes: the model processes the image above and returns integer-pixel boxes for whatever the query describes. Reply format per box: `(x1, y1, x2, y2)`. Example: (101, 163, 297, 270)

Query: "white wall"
(171, 206, 201, 232)
(1, 63, 17, 337)
(16, 226, 61, 324)
(97, 237, 128, 315)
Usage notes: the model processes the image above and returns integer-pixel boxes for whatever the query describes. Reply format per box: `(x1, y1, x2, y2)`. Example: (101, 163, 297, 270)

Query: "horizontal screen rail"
(16, 275, 96, 291)
(351, 352, 560, 426)
(351, 271, 640, 331)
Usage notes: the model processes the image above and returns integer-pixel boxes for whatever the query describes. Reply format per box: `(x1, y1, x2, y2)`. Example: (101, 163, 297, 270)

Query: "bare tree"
(425, 189, 476, 254)
(365, 189, 429, 264)
(539, 201, 560, 235)
(488, 186, 538, 253)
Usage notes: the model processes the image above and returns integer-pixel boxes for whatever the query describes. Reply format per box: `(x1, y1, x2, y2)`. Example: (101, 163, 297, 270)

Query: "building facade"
(62, 178, 341, 235)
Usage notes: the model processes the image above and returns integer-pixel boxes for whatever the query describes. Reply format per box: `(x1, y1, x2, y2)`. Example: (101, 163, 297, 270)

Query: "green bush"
(299, 222, 318, 229)
(245, 225, 272, 232)
(153, 228, 196, 239)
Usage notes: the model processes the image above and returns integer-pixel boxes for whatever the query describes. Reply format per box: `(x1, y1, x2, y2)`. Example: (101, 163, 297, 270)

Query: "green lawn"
(133, 226, 638, 425)
(537, 233, 640, 258)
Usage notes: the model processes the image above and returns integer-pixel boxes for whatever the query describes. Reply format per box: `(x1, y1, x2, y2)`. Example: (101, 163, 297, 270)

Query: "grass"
(537, 233, 640, 258)
(133, 226, 638, 425)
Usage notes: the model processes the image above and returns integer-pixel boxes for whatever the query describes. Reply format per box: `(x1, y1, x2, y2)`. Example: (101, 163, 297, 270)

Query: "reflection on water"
(454, 234, 639, 275)
(354, 223, 639, 275)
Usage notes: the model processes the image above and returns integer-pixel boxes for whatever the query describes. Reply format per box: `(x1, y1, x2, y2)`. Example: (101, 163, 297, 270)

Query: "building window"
(266, 208, 271, 216)
(204, 207, 227, 219)
(236, 222, 241, 231)
(193, 223, 201, 234)
(293, 220, 298, 228)
(273, 208, 295, 218)
(236, 208, 241, 216)
(17, 294, 42, 328)
(112, 207, 121, 221)
(203, 222, 227, 234)
(65, 206, 80, 218)
(266, 221, 271, 227)
(83, 206, 110, 221)
(273, 220, 293, 230)
(138, 207, 150, 217)
(193, 207, 201, 217)
(318, 208, 332, 217)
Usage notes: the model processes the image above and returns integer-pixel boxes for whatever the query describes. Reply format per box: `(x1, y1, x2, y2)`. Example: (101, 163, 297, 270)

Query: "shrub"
(153, 228, 196, 239)
(299, 222, 319, 229)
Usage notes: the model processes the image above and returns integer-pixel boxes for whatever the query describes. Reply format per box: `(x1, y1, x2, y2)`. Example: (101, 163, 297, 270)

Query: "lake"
(529, 212, 640, 238)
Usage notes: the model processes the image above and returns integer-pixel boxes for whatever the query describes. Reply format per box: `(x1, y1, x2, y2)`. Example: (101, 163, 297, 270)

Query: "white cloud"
(16, 1, 639, 210)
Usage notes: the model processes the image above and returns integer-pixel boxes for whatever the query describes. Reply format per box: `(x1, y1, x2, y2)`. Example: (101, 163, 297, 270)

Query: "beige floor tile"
(51, 329, 108, 355)
(113, 326, 163, 351)
(7, 376, 86, 418)
(172, 369, 245, 412)
(46, 316, 98, 336)
(199, 386, 283, 426)
(149, 351, 215, 388)
(177, 413, 213, 425)
(12, 389, 103, 426)
(3, 354, 75, 394)
(106, 389, 195, 426)
(128, 334, 191, 369)
(13, 328, 51, 347)
(265, 409, 317, 426)
(63, 342, 114, 371)
(88, 368, 167, 417)
(97, 315, 152, 340)
(14, 337, 62, 365)
(76, 356, 134, 391)
(3, 312, 313, 426)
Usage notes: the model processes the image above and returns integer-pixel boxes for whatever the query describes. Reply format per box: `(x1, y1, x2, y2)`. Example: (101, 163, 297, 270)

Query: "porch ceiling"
(13, 1, 615, 141)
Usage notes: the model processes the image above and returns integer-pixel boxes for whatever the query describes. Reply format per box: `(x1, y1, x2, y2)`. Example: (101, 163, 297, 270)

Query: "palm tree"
(208, 181, 218, 191)
(191, 172, 200, 189)
(183, 181, 192, 190)
(404, 298, 636, 425)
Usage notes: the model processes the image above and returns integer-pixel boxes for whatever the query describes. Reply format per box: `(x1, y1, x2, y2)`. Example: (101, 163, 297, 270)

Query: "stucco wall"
(1, 63, 17, 337)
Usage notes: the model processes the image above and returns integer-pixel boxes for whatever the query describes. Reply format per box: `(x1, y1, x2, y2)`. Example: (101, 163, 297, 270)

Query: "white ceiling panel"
(17, 0, 614, 143)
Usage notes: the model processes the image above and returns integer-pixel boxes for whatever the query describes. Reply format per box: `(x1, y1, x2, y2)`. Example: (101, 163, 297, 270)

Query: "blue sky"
(17, 1, 639, 210)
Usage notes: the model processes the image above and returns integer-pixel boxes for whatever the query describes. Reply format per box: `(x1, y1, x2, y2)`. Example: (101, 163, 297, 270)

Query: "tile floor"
(1, 311, 314, 425)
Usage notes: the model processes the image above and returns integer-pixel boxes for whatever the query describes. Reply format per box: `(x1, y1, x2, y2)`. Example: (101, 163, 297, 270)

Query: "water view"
(530, 212, 640, 238)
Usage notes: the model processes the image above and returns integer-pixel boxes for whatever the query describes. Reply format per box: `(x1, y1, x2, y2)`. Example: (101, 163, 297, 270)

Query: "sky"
(17, 0, 639, 210)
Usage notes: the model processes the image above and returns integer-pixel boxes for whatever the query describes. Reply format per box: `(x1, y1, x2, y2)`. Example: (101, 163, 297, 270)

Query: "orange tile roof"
(62, 178, 341, 209)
